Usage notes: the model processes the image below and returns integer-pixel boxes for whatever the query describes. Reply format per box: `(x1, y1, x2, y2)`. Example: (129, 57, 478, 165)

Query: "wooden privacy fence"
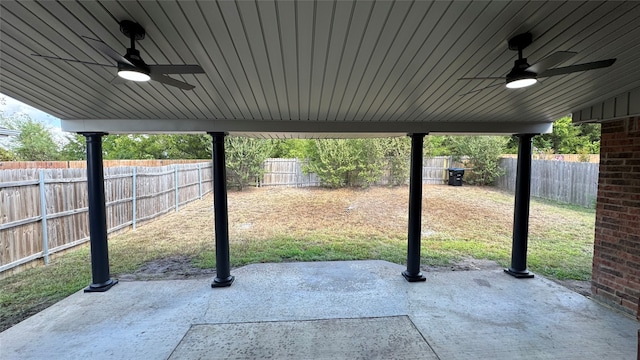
(264, 157, 599, 208)
(261, 159, 321, 187)
(0, 162, 212, 274)
(261, 156, 457, 187)
(495, 158, 599, 208)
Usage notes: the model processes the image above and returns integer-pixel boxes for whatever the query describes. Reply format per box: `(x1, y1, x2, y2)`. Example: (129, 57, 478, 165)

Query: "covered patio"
(1, 0, 639, 358)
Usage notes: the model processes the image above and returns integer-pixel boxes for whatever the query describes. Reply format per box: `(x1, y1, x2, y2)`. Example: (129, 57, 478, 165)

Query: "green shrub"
(449, 136, 508, 185)
(304, 139, 385, 188)
(225, 137, 273, 190)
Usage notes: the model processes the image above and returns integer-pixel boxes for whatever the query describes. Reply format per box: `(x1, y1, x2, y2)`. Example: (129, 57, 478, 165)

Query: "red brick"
(621, 299, 637, 313)
(593, 117, 640, 317)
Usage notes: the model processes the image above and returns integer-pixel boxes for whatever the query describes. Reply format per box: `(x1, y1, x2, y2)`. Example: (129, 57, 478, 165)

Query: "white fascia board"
(229, 132, 408, 139)
(572, 87, 640, 123)
(61, 119, 553, 136)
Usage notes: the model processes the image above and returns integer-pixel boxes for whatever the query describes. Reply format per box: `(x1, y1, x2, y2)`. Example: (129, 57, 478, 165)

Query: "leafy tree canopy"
(225, 137, 273, 190)
(506, 116, 600, 154)
(1, 114, 61, 161)
(449, 136, 508, 186)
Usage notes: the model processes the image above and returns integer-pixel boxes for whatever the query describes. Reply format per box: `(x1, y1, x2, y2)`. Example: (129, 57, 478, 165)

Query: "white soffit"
(1, 1, 640, 135)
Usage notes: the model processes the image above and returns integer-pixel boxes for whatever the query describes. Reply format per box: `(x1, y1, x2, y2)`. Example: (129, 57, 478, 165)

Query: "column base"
(84, 278, 118, 292)
(504, 268, 534, 278)
(211, 275, 235, 288)
(402, 270, 426, 282)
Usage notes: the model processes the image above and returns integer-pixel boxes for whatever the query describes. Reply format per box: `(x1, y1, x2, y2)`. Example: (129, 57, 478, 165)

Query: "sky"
(1, 93, 68, 146)
(1, 93, 62, 128)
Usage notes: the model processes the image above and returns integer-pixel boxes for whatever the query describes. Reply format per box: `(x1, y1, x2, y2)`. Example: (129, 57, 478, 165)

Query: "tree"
(225, 137, 273, 190)
(98, 134, 212, 160)
(424, 135, 451, 156)
(270, 139, 312, 159)
(7, 117, 61, 161)
(449, 136, 508, 186)
(379, 137, 411, 186)
(101, 134, 173, 160)
(164, 134, 211, 159)
(506, 116, 601, 155)
(61, 133, 87, 160)
(0, 147, 15, 161)
(305, 139, 385, 188)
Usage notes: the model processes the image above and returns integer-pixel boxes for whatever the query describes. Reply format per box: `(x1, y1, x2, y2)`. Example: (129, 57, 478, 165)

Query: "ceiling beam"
(62, 119, 552, 136)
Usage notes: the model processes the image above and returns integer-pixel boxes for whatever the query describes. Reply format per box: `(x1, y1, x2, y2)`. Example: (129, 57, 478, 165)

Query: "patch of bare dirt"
(421, 257, 503, 272)
(118, 256, 215, 281)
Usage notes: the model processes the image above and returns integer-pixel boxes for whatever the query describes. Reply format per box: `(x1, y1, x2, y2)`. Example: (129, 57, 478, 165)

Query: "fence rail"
(0, 162, 212, 274)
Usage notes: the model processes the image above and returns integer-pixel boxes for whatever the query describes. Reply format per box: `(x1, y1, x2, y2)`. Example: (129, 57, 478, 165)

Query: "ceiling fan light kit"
(117, 45, 151, 81)
(117, 69, 150, 82)
(458, 32, 616, 95)
(505, 51, 537, 88)
(506, 77, 537, 89)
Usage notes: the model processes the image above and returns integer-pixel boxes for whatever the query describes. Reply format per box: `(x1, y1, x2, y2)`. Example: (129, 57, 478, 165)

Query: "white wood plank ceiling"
(1, 0, 639, 136)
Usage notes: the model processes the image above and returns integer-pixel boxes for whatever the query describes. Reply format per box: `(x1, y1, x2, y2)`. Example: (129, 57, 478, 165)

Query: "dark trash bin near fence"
(447, 168, 464, 186)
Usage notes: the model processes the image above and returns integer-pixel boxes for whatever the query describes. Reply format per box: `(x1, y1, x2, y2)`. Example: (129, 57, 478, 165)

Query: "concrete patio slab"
(0, 260, 637, 360)
(169, 316, 438, 359)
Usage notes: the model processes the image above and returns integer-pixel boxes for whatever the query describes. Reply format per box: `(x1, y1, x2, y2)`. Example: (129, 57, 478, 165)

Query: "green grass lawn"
(0, 185, 596, 331)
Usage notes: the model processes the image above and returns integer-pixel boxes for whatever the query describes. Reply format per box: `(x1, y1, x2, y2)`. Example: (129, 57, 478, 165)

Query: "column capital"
(79, 132, 108, 138)
(207, 131, 228, 138)
(408, 133, 428, 138)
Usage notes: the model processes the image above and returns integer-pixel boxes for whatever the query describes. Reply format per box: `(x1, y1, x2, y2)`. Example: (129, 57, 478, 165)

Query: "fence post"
(198, 163, 203, 199)
(132, 167, 137, 230)
(175, 165, 179, 212)
(39, 170, 49, 265)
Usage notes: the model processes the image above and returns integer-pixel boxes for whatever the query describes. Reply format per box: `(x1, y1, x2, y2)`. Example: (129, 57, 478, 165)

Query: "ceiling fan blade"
(149, 65, 205, 74)
(81, 35, 133, 66)
(526, 51, 576, 74)
(149, 73, 196, 90)
(459, 82, 504, 96)
(32, 54, 115, 68)
(458, 76, 504, 80)
(538, 58, 616, 78)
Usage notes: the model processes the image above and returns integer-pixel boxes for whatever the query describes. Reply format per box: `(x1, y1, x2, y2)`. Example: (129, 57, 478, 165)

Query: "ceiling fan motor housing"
(507, 58, 536, 83)
(122, 48, 150, 74)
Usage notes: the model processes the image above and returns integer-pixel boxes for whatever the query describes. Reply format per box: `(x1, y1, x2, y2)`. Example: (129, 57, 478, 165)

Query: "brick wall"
(592, 117, 640, 317)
